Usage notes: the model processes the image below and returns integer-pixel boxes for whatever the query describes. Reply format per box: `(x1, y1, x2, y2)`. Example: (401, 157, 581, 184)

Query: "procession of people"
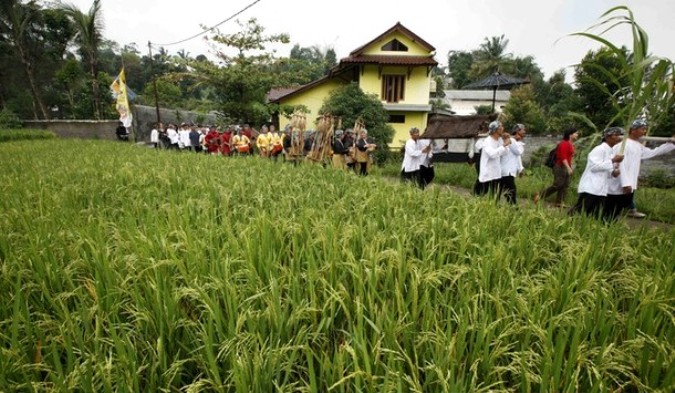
(149, 121, 379, 175)
(149, 117, 673, 221)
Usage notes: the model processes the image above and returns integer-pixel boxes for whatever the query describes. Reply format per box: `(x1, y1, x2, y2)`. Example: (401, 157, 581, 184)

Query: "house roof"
(267, 86, 302, 102)
(444, 90, 511, 101)
(267, 75, 332, 104)
(421, 113, 498, 139)
(340, 54, 437, 66)
(349, 22, 436, 56)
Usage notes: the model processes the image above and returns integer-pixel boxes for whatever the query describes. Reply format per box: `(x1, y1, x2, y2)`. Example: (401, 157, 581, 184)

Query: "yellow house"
(269, 22, 438, 149)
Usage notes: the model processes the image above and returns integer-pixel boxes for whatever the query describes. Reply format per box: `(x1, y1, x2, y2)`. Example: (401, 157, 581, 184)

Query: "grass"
(0, 139, 673, 392)
(0, 129, 57, 142)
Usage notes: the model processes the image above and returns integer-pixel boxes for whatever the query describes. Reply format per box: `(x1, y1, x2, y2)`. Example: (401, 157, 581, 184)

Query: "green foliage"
(319, 83, 395, 163)
(141, 78, 182, 109)
(2, 140, 674, 391)
(474, 105, 494, 115)
(533, 70, 580, 133)
(0, 129, 56, 142)
(447, 50, 474, 88)
(502, 85, 547, 134)
(0, 109, 22, 129)
(189, 18, 290, 125)
(571, 6, 675, 131)
(574, 47, 628, 128)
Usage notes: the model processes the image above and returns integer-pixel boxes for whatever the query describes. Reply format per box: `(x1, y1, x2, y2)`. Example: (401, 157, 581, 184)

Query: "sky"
(57, 0, 674, 82)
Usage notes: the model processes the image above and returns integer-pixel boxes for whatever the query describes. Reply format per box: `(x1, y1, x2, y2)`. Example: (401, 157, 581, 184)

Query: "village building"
(442, 90, 511, 116)
(268, 22, 438, 149)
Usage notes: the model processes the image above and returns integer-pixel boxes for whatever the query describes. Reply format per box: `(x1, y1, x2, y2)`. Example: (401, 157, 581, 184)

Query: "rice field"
(1, 139, 673, 392)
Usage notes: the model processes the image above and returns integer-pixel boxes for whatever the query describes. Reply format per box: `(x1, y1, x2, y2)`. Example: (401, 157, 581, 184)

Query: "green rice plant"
(0, 139, 673, 392)
(0, 129, 57, 143)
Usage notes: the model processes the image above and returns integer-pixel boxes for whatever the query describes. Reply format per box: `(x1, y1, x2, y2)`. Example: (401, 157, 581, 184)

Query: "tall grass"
(0, 129, 57, 143)
(0, 140, 673, 392)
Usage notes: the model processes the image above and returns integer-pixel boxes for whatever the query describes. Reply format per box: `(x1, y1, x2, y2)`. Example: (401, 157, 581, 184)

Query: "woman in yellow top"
(232, 130, 250, 155)
(257, 125, 271, 157)
(269, 125, 283, 160)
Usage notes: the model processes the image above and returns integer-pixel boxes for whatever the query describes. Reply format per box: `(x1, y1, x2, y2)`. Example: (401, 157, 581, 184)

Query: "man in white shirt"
(477, 120, 510, 198)
(150, 122, 161, 148)
(401, 127, 431, 188)
(500, 123, 526, 204)
(178, 123, 191, 150)
(569, 127, 624, 219)
(166, 123, 179, 149)
(606, 119, 675, 219)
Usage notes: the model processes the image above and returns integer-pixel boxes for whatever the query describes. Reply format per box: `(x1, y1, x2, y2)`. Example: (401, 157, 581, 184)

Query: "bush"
(0, 109, 22, 129)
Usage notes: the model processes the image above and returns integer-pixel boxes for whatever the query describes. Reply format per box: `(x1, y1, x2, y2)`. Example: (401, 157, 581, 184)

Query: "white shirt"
(577, 142, 616, 196)
(150, 128, 159, 143)
(608, 138, 675, 194)
(479, 136, 507, 183)
(500, 139, 524, 177)
(179, 129, 191, 148)
(401, 138, 425, 172)
(167, 127, 179, 144)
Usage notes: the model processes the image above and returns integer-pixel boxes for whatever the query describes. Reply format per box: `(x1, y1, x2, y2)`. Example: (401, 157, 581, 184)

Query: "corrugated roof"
(422, 113, 498, 139)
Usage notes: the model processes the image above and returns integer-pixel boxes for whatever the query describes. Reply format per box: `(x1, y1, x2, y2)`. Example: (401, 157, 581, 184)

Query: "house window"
(382, 75, 405, 103)
(381, 39, 408, 52)
(388, 114, 406, 123)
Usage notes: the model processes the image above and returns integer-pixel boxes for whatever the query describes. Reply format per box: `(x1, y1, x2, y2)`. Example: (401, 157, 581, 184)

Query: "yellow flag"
(113, 68, 132, 128)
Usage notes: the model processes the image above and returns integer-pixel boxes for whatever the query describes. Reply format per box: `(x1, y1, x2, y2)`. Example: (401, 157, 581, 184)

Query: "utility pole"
(148, 41, 161, 125)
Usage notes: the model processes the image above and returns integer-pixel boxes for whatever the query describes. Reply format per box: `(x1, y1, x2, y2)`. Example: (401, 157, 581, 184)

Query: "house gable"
(271, 22, 437, 148)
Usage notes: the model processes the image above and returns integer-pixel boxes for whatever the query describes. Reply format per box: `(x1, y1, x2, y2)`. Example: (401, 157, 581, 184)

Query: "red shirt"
(556, 140, 575, 166)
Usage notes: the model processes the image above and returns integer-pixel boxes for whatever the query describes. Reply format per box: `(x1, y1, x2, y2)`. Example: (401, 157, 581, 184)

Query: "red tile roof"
(340, 54, 437, 66)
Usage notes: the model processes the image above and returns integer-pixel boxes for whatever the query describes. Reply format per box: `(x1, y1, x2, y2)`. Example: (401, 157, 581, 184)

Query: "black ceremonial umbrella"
(463, 72, 529, 112)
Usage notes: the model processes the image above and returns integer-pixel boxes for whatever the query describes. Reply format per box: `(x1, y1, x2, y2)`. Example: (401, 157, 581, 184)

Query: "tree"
(574, 47, 628, 129)
(60, 0, 105, 119)
(189, 18, 289, 125)
(470, 35, 512, 79)
(533, 69, 580, 133)
(502, 85, 547, 134)
(319, 82, 395, 163)
(0, 0, 50, 118)
(447, 50, 474, 88)
(273, 44, 337, 86)
(571, 5, 674, 135)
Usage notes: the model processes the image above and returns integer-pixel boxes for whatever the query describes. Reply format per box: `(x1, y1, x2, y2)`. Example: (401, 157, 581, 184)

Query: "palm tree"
(470, 35, 513, 79)
(0, 0, 49, 119)
(60, 0, 104, 119)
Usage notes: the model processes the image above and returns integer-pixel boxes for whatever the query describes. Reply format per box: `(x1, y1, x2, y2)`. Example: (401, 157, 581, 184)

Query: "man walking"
(606, 119, 675, 219)
(568, 127, 624, 219)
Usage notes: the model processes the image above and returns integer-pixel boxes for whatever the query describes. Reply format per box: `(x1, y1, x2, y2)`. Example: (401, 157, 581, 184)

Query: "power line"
(151, 0, 263, 47)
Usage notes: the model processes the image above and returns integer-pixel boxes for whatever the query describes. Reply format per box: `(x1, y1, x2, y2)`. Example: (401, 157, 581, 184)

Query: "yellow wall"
(359, 65, 430, 104)
(389, 112, 428, 148)
(361, 32, 430, 56)
(278, 79, 345, 131)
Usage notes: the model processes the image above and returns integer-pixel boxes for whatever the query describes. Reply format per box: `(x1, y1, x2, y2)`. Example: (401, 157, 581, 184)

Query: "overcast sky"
(58, 0, 674, 81)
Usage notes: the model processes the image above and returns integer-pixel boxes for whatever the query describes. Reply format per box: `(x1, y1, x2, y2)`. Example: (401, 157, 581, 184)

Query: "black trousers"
(500, 175, 517, 204)
(569, 193, 606, 219)
(605, 193, 632, 221)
